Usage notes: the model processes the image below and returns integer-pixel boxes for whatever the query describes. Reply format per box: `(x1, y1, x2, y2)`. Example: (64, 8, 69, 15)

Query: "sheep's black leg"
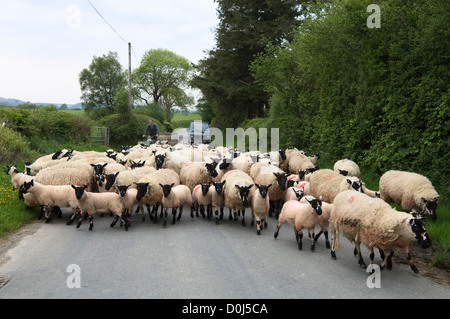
(215, 210, 220, 225)
(190, 203, 195, 218)
(163, 209, 168, 228)
(241, 209, 246, 227)
(355, 242, 367, 268)
(177, 205, 183, 221)
(111, 215, 119, 228)
(297, 230, 303, 250)
(274, 224, 281, 239)
(171, 208, 177, 225)
(88, 215, 94, 231)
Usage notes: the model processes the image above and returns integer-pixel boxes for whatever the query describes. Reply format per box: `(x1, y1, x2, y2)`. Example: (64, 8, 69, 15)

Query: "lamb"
(135, 169, 180, 223)
(24, 157, 71, 175)
(333, 159, 361, 178)
(71, 185, 127, 231)
(284, 185, 305, 202)
(116, 184, 145, 226)
(221, 170, 254, 226)
(274, 197, 323, 250)
(300, 196, 333, 249)
(308, 169, 377, 203)
(179, 161, 218, 192)
(250, 184, 272, 235)
(379, 170, 440, 220)
(159, 184, 193, 227)
(21, 180, 79, 224)
(7, 166, 32, 191)
(91, 162, 126, 177)
(192, 183, 213, 219)
(329, 190, 432, 273)
(253, 164, 288, 218)
(211, 181, 226, 225)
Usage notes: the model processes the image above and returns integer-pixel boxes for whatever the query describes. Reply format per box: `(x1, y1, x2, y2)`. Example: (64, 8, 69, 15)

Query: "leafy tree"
(79, 51, 127, 114)
(133, 48, 194, 122)
(191, 0, 305, 129)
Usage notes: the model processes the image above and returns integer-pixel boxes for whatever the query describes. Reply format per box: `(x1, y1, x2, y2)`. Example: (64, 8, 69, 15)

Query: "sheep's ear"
(235, 185, 240, 190)
(159, 184, 164, 188)
(273, 172, 279, 177)
(222, 180, 226, 185)
(268, 184, 273, 188)
(255, 184, 260, 189)
(248, 184, 254, 189)
(103, 163, 108, 168)
(71, 185, 76, 190)
(90, 164, 95, 167)
(346, 179, 352, 185)
(171, 183, 175, 187)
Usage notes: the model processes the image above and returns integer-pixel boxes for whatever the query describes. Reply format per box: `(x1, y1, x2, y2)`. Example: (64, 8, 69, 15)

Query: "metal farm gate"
(91, 127, 110, 146)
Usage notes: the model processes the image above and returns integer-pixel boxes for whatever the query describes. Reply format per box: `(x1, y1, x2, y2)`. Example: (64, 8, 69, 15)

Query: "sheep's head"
(294, 188, 304, 201)
(201, 183, 211, 196)
(159, 183, 175, 198)
(205, 163, 218, 178)
(71, 185, 88, 200)
(235, 184, 254, 207)
(155, 154, 166, 170)
(21, 180, 35, 194)
(135, 182, 150, 201)
(421, 197, 439, 220)
(255, 184, 272, 199)
(6, 166, 19, 176)
(130, 160, 146, 170)
(104, 172, 120, 191)
(117, 185, 131, 198)
(338, 169, 349, 176)
(273, 172, 288, 191)
(347, 179, 363, 193)
(213, 181, 226, 195)
(305, 196, 322, 215)
(409, 211, 432, 248)
(91, 163, 108, 177)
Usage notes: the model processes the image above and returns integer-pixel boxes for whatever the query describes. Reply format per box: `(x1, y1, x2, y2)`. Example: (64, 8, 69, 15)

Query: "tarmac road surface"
(0, 205, 449, 299)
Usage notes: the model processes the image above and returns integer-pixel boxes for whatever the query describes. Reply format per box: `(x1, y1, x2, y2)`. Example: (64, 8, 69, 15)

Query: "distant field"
(172, 113, 201, 121)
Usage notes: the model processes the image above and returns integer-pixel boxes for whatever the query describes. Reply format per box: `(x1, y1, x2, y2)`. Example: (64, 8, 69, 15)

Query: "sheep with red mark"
(329, 190, 432, 273)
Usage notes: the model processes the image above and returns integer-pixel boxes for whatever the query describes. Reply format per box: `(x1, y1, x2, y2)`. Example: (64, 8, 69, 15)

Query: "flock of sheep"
(6, 142, 440, 275)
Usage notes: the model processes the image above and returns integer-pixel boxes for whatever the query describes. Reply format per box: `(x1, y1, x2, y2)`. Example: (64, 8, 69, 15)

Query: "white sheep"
(288, 152, 317, 175)
(179, 161, 218, 192)
(333, 159, 360, 177)
(211, 181, 226, 225)
(116, 184, 145, 226)
(300, 196, 333, 249)
(253, 164, 289, 218)
(7, 166, 32, 191)
(21, 180, 79, 224)
(308, 169, 377, 203)
(71, 185, 126, 231)
(250, 184, 272, 235)
(135, 169, 180, 224)
(274, 197, 323, 250)
(192, 183, 213, 219)
(379, 170, 440, 220)
(284, 185, 305, 202)
(221, 170, 255, 226)
(329, 190, 432, 273)
(159, 183, 193, 227)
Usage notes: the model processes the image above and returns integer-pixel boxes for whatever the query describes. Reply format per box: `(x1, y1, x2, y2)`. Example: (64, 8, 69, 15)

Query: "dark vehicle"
(189, 121, 211, 144)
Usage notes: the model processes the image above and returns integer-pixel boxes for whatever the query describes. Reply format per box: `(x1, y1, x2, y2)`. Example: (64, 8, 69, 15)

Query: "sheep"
(135, 169, 180, 223)
(211, 181, 226, 225)
(284, 185, 305, 202)
(116, 184, 145, 226)
(7, 166, 32, 191)
(253, 164, 289, 218)
(379, 170, 440, 220)
(159, 184, 193, 227)
(329, 190, 432, 273)
(21, 180, 80, 224)
(102, 167, 157, 193)
(221, 170, 254, 226)
(24, 157, 71, 175)
(274, 197, 323, 250)
(71, 185, 127, 231)
(250, 184, 272, 235)
(308, 169, 377, 203)
(91, 162, 126, 177)
(179, 161, 218, 192)
(288, 152, 317, 175)
(300, 196, 333, 249)
(333, 159, 361, 178)
(192, 183, 213, 219)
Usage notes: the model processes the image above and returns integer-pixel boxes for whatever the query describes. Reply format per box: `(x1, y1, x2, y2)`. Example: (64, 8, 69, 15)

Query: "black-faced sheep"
(329, 190, 432, 274)
(250, 184, 272, 235)
(274, 197, 323, 250)
(379, 170, 440, 220)
(221, 170, 254, 226)
(71, 185, 127, 231)
(179, 161, 218, 192)
(159, 183, 192, 227)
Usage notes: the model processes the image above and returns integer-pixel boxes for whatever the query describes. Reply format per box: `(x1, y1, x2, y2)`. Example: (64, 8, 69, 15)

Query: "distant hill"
(0, 97, 83, 109)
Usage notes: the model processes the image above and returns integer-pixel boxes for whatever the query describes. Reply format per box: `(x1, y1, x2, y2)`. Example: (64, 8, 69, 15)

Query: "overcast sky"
(0, 0, 219, 104)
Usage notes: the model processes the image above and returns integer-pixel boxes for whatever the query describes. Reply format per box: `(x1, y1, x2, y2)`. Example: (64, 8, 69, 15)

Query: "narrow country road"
(0, 206, 449, 299)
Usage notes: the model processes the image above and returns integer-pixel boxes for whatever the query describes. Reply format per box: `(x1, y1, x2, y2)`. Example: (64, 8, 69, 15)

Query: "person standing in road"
(143, 118, 160, 142)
